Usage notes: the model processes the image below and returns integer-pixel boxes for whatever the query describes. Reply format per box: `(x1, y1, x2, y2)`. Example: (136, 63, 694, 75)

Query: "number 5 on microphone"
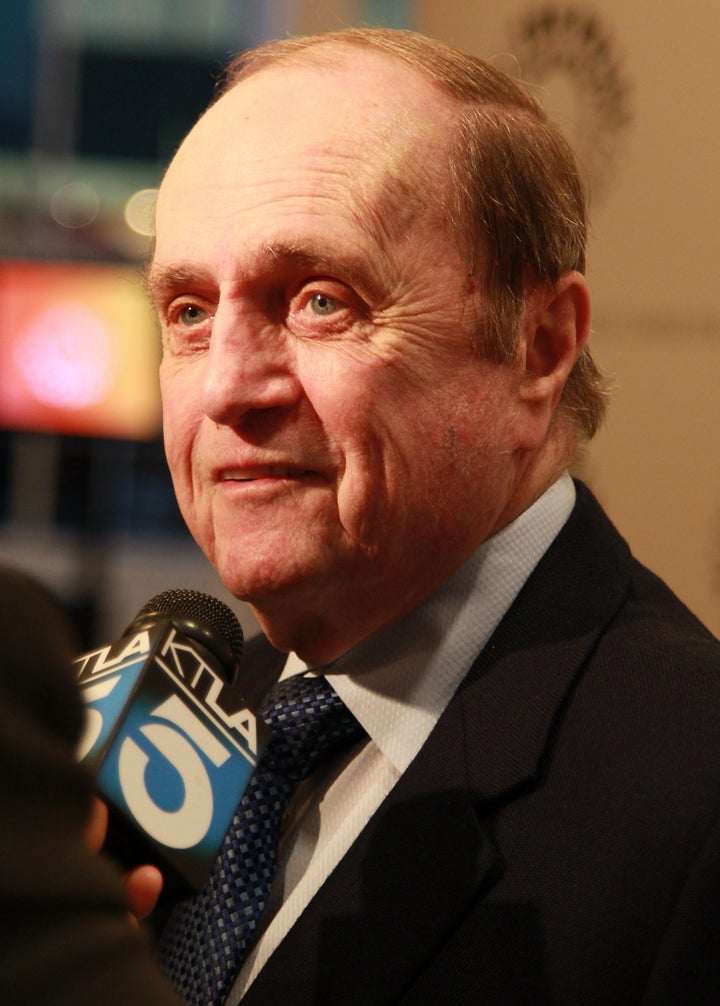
(119, 695, 230, 850)
(79, 676, 231, 850)
(75, 625, 262, 892)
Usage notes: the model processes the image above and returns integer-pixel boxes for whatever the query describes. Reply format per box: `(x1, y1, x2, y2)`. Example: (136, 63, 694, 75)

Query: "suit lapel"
(243, 694, 499, 1005)
(240, 483, 634, 1003)
(456, 481, 632, 801)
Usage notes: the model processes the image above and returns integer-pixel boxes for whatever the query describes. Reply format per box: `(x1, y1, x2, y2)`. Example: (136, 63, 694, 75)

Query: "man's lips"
(218, 465, 318, 483)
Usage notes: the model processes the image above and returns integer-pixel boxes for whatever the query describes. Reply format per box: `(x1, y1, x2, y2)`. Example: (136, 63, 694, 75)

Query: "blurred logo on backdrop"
(507, 4, 633, 201)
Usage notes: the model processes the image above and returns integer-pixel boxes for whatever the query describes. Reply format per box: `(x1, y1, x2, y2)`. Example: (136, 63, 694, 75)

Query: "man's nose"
(200, 303, 302, 425)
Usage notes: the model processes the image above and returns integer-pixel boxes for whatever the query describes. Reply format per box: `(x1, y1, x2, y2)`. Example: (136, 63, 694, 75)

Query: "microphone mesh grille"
(136, 588, 244, 663)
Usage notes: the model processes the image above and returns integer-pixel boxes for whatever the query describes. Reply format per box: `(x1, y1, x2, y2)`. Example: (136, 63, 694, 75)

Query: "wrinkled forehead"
(158, 51, 457, 241)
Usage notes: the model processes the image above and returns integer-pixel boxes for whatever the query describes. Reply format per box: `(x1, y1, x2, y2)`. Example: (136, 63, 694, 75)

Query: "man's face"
(150, 50, 527, 660)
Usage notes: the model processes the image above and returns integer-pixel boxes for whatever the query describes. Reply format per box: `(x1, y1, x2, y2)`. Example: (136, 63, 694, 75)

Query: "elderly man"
(146, 27, 720, 1006)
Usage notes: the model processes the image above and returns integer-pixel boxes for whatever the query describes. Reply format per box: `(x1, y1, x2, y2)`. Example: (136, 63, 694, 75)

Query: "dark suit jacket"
(239, 483, 720, 1005)
(0, 566, 180, 1006)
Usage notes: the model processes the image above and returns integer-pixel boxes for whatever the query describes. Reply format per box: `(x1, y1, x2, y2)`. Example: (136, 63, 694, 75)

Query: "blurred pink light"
(15, 305, 114, 409)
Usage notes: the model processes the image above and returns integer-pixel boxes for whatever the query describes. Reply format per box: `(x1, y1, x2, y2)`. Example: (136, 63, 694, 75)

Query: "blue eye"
(178, 304, 208, 326)
(309, 293, 339, 315)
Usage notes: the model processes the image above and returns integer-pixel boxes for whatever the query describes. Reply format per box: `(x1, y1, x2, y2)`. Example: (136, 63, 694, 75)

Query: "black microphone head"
(125, 588, 244, 681)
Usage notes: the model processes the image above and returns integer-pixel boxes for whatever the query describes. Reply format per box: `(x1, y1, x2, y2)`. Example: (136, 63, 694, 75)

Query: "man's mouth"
(219, 466, 312, 483)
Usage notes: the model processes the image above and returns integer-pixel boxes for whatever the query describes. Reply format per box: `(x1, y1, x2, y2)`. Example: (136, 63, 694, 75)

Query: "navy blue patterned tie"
(157, 672, 364, 1005)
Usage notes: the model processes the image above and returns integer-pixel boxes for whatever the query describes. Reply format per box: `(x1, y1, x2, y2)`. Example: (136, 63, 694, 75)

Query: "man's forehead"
(185, 46, 454, 167)
(156, 53, 455, 255)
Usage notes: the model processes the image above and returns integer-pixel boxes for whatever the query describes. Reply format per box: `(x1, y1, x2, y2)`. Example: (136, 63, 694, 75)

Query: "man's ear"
(514, 271, 591, 449)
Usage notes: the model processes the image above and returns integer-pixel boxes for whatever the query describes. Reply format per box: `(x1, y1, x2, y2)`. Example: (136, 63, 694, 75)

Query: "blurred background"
(1, 0, 718, 648)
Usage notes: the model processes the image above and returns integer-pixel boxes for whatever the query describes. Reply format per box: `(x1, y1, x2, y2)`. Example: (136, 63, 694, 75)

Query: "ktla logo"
(76, 626, 262, 859)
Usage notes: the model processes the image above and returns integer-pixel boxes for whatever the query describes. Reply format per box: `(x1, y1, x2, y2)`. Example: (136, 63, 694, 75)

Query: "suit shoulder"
(607, 555, 720, 676)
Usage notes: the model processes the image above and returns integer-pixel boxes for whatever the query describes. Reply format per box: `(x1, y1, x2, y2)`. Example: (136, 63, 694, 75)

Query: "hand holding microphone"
(75, 589, 270, 898)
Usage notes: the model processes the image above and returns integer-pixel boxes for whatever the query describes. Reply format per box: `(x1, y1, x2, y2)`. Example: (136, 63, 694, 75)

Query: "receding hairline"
(218, 28, 545, 120)
(213, 29, 551, 268)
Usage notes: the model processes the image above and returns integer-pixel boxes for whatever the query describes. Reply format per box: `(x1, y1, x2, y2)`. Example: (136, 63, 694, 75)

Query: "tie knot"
(259, 672, 364, 781)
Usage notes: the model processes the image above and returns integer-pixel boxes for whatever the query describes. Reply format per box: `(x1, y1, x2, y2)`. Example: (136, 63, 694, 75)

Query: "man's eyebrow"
(245, 239, 363, 277)
(143, 264, 207, 302)
(262, 241, 389, 301)
(144, 243, 390, 303)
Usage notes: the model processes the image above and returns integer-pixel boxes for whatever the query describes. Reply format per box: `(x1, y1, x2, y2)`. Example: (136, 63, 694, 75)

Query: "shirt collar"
(284, 473, 576, 774)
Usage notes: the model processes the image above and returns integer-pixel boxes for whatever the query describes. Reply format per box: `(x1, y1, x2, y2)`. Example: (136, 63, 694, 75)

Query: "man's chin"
(215, 561, 316, 608)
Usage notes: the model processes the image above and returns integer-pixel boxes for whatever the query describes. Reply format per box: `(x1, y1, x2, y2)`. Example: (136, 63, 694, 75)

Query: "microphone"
(74, 588, 270, 896)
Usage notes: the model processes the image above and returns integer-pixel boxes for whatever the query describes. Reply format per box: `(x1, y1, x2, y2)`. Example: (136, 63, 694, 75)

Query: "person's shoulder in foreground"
(0, 564, 180, 1006)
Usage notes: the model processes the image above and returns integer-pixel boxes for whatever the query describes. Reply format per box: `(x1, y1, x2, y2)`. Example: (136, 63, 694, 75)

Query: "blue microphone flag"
(75, 590, 269, 894)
